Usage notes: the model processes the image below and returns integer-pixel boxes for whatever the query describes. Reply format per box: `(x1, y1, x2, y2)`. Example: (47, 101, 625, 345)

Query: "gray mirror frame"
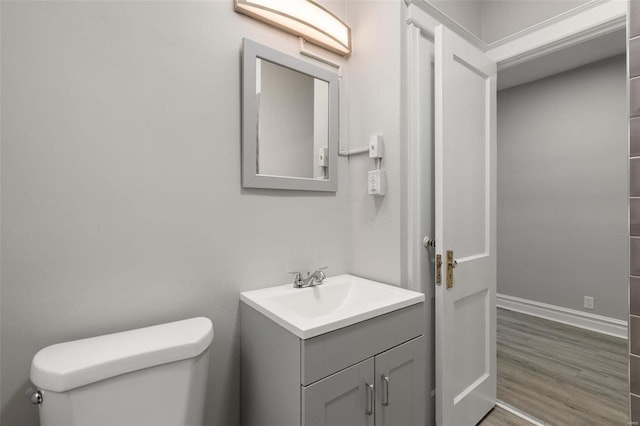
(241, 38, 338, 192)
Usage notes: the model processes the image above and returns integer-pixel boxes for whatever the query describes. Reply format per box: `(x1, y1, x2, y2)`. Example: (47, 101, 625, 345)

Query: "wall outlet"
(584, 296, 594, 310)
(368, 169, 386, 196)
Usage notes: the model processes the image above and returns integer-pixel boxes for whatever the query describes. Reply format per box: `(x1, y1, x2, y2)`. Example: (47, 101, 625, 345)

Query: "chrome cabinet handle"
(381, 375, 389, 406)
(366, 382, 374, 416)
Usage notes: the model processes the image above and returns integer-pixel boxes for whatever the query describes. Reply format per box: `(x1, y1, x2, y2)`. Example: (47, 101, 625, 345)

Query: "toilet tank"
(30, 317, 214, 426)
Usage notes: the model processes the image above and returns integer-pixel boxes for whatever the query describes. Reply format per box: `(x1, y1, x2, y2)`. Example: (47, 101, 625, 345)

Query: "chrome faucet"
(289, 267, 327, 288)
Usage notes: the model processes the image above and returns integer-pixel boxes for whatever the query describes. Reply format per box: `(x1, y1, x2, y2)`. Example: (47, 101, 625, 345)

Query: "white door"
(434, 25, 497, 426)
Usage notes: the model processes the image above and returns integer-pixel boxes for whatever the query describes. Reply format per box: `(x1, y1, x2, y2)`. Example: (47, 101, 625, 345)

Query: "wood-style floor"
(486, 308, 628, 425)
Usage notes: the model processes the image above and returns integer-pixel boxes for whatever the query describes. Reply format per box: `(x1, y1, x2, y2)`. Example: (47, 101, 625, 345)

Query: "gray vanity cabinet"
(375, 337, 426, 426)
(240, 302, 425, 426)
(302, 357, 375, 426)
(302, 337, 425, 426)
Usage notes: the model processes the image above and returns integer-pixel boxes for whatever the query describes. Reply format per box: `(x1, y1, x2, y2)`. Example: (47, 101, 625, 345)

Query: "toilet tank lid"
(30, 317, 214, 393)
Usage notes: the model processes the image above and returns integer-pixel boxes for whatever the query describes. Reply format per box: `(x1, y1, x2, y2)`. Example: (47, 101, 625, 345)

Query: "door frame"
(403, 0, 626, 423)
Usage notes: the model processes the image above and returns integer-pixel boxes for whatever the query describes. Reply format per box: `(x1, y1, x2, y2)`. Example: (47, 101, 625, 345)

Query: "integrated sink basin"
(240, 274, 424, 338)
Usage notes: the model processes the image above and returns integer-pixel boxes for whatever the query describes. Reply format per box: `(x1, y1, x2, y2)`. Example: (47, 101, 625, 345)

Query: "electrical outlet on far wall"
(584, 296, 594, 310)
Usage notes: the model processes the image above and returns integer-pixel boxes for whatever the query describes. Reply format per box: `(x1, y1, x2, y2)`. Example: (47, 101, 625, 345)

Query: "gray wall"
(345, 1, 405, 286)
(481, 0, 589, 44)
(428, 0, 483, 39)
(497, 55, 628, 320)
(427, 0, 590, 44)
(0, 2, 354, 425)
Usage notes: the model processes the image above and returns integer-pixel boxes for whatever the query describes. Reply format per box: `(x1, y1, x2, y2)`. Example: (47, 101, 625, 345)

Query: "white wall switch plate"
(368, 170, 386, 196)
(369, 134, 384, 159)
(318, 147, 328, 167)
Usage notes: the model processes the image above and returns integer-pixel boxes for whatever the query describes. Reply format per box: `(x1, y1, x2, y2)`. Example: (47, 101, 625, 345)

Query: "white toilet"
(30, 317, 214, 426)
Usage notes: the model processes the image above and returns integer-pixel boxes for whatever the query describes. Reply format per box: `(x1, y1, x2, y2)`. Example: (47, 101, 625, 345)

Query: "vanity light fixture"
(234, 0, 351, 56)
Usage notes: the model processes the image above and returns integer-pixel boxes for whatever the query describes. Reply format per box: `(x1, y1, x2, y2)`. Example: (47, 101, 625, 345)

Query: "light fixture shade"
(234, 0, 351, 56)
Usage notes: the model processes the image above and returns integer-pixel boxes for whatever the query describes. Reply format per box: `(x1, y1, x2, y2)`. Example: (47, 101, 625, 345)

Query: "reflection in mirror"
(256, 59, 329, 179)
(242, 38, 338, 192)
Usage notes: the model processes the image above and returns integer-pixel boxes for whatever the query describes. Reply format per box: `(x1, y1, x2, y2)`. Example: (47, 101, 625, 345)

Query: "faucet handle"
(288, 271, 303, 286)
(315, 266, 328, 281)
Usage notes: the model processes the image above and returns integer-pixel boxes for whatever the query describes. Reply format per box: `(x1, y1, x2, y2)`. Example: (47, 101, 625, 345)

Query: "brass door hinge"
(446, 250, 457, 289)
(436, 254, 442, 285)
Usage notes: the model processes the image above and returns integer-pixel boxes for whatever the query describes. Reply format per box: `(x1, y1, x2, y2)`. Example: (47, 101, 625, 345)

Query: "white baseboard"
(497, 293, 628, 340)
(495, 400, 545, 426)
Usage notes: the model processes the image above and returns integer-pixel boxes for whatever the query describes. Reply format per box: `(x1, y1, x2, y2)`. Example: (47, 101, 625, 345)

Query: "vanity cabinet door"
(375, 336, 426, 426)
(302, 357, 374, 426)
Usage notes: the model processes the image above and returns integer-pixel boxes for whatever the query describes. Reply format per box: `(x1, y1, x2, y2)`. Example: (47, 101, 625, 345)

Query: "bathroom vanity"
(240, 274, 425, 425)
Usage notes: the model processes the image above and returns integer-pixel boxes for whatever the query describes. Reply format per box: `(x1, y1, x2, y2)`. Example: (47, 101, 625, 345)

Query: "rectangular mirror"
(242, 38, 338, 191)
